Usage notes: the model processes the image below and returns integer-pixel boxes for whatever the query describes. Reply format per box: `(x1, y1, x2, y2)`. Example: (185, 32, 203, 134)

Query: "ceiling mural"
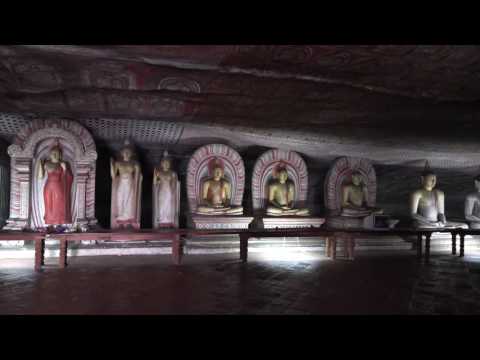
(1, 45, 480, 167)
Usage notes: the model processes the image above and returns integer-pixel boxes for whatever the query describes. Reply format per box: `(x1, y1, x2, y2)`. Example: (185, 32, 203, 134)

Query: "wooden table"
(418, 229, 465, 264)
(242, 227, 467, 264)
(187, 228, 334, 263)
(0, 226, 473, 271)
(47, 230, 183, 269)
(452, 229, 480, 259)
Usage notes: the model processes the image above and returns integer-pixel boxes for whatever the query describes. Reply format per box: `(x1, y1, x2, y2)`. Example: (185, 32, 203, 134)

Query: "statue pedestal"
(326, 214, 375, 229)
(259, 216, 325, 229)
(191, 215, 254, 229)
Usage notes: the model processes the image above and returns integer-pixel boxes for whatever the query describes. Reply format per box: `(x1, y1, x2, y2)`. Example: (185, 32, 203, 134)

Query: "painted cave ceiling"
(1, 45, 480, 167)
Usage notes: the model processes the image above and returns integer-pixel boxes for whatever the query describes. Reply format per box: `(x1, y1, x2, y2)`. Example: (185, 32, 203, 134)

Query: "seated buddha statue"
(465, 175, 480, 229)
(340, 171, 383, 217)
(195, 165, 243, 215)
(410, 169, 467, 229)
(266, 168, 309, 216)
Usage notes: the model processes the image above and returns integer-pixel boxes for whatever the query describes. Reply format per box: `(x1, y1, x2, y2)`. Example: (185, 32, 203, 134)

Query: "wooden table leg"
(342, 233, 354, 260)
(460, 234, 465, 257)
(59, 239, 67, 268)
(416, 233, 423, 260)
(451, 233, 457, 255)
(34, 238, 45, 271)
(172, 234, 183, 265)
(343, 234, 349, 258)
(240, 233, 248, 263)
(348, 235, 355, 261)
(331, 236, 337, 260)
(425, 233, 431, 264)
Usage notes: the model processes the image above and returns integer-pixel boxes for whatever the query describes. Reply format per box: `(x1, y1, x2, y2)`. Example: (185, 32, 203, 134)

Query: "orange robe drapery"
(43, 165, 73, 225)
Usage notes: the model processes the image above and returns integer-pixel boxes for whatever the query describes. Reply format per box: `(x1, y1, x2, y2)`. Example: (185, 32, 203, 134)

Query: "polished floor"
(1, 251, 480, 314)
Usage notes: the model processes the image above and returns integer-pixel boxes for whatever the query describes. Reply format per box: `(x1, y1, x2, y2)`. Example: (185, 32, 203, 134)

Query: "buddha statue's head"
(475, 175, 480, 191)
(351, 171, 363, 186)
(212, 166, 224, 181)
(277, 169, 289, 184)
(49, 145, 62, 163)
(120, 147, 134, 162)
(421, 171, 437, 191)
(160, 157, 171, 172)
(160, 150, 172, 172)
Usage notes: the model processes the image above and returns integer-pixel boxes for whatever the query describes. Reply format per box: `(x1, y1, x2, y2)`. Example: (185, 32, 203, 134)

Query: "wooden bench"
(47, 230, 183, 269)
(328, 228, 465, 264)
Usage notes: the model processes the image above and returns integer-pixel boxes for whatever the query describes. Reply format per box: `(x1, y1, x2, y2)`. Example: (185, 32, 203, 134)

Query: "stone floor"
(0, 251, 480, 314)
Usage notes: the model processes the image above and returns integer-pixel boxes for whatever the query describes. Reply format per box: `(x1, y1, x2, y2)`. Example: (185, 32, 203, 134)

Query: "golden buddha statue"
(266, 168, 309, 216)
(341, 171, 383, 217)
(196, 165, 243, 215)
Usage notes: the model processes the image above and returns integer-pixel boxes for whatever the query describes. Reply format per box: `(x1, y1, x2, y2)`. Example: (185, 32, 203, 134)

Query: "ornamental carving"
(158, 77, 201, 93)
(4, 118, 97, 231)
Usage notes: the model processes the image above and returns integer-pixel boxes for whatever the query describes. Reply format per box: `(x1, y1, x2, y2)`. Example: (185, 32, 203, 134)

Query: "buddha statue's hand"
(213, 204, 228, 209)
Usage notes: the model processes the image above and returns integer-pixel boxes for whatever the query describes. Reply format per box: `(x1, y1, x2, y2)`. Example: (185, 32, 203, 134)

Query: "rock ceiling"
(1, 45, 480, 167)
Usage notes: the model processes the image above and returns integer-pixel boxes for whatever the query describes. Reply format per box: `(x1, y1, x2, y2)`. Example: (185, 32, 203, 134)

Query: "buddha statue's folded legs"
(266, 206, 310, 216)
(413, 220, 468, 229)
(196, 205, 243, 215)
(468, 222, 480, 229)
(341, 206, 383, 218)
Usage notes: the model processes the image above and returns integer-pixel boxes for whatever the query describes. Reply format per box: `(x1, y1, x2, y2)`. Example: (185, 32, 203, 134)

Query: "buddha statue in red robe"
(38, 144, 73, 226)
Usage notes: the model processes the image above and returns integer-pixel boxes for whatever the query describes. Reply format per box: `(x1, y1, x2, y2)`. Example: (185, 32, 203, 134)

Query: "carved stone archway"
(186, 144, 245, 214)
(4, 119, 97, 231)
(324, 156, 377, 215)
(252, 149, 309, 213)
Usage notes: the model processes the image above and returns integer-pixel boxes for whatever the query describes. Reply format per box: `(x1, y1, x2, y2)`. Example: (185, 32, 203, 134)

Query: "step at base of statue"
(191, 216, 254, 229)
(259, 217, 325, 229)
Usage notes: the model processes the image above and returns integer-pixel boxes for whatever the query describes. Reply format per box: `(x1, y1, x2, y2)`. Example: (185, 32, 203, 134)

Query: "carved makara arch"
(324, 156, 377, 215)
(252, 149, 309, 212)
(186, 144, 245, 213)
(4, 118, 97, 231)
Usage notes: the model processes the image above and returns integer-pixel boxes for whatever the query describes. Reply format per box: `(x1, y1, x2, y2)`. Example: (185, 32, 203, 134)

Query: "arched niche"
(324, 156, 377, 216)
(186, 144, 245, 214)
(252, 149, 308, 213)
(4, 119, 97, 231)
